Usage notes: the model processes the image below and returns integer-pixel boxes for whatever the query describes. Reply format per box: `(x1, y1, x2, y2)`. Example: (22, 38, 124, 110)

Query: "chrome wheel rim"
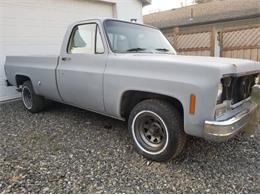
(132, 111, 169, 155)
(22, 86, 33, 109)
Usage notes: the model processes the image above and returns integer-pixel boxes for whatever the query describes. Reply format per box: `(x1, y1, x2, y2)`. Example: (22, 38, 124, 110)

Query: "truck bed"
(5, 55, 62, 101)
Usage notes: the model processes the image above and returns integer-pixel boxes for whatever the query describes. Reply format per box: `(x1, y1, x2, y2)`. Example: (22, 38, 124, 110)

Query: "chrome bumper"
(204, 102, 259, 142)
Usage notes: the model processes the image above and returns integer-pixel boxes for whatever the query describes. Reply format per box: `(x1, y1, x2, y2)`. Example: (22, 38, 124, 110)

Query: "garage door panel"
(1, 0, 114, 55)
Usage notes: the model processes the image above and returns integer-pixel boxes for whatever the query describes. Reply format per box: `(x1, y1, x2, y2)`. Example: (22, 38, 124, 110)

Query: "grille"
(221, 74, 257, 105)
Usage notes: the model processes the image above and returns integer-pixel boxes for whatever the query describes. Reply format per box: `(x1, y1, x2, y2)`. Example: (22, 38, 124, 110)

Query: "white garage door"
(0, 0, 114, 102)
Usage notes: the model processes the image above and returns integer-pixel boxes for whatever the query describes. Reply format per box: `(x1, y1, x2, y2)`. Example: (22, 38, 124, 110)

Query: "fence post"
(210, 27, 216, 57)
(173, 27, 179, 53)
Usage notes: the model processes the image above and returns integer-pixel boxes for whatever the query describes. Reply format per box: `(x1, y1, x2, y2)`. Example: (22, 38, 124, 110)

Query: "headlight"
(217, 83, 223, 104)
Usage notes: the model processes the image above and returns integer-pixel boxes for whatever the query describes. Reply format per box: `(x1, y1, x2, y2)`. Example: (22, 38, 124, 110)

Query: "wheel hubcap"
(142, 120, 164, 146)
(22, 86, 33, 109)
(132, 111, 168, 154)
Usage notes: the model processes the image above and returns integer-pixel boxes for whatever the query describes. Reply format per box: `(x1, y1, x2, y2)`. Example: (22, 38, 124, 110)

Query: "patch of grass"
(50, 142, 63, 152)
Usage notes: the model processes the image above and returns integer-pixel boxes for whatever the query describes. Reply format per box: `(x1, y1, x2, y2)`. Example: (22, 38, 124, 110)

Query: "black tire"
(128, 99, 187, 162)
(21, 81, 46, 113)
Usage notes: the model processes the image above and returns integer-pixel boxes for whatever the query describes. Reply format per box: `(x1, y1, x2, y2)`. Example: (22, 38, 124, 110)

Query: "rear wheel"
(21, 81, 46, 113)
(128, 99, 186, 162)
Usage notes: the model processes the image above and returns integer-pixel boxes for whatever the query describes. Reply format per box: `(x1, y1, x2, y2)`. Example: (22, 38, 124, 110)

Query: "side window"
(68, 23, 104, 54)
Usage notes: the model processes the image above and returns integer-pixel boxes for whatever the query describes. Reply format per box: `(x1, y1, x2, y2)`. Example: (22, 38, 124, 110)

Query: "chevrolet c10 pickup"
(4, 19, 260, 161)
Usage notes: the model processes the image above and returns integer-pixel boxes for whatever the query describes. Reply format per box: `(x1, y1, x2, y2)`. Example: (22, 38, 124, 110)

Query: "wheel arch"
(15, 74, 31, 87)
(120, 90, 184, 120)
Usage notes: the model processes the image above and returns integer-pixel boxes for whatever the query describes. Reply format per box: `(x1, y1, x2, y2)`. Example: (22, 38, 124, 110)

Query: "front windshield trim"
(103, 19, 176, 55)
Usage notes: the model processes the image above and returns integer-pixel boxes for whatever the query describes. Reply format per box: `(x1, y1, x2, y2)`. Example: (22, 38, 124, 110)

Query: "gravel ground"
(0, 101, 259, 193)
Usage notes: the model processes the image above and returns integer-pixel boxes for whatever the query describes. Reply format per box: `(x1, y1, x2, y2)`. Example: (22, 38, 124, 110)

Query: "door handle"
(61, 57, 71, 61)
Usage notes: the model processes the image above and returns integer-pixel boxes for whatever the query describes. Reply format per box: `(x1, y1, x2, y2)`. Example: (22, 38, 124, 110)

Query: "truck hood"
(129, 54, 260, 76)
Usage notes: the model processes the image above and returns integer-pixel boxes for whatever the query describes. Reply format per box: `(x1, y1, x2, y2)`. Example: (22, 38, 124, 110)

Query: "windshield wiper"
(155, 48, 170, 52)
(127, 48, 147, 52)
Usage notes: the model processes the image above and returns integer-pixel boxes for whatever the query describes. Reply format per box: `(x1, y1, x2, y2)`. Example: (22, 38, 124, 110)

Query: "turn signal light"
(189, 95, 196, 115)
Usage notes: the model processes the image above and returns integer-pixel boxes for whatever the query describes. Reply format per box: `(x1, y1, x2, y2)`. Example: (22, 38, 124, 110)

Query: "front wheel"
(128, 99, 187, 162)
(21, 81, 46, 113)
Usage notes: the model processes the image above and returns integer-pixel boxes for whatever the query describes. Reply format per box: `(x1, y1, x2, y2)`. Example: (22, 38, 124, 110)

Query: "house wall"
(163, 17, 260, 33)
(115, 0, 143, 23)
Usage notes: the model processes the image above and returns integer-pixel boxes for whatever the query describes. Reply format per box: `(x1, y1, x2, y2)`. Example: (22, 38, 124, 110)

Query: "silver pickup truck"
(5, 19, 260, 161)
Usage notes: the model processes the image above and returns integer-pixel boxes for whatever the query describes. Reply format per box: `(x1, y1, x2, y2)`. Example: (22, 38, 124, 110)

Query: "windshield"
(104, 20, 176, 54)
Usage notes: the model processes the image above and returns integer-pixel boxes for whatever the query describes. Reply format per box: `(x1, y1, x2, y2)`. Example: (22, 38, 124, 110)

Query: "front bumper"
(204, 102, 259, 142)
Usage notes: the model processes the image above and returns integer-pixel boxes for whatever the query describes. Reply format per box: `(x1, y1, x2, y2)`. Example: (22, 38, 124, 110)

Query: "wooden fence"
(164, 25, 260, 61)
(165, 31, 212, 56)
(220, 25, 260, 61)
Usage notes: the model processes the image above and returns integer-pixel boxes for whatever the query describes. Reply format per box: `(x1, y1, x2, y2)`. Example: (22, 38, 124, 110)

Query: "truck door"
(57, 22, 107, 113)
